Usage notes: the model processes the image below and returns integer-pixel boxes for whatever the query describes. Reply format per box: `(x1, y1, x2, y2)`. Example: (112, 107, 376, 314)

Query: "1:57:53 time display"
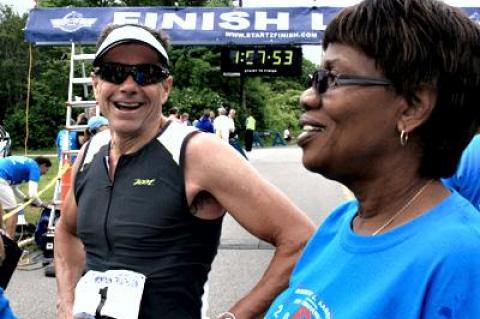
(234, 49, 294, 65)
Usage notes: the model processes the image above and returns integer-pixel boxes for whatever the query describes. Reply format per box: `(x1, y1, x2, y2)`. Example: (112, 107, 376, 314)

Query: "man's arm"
(12, 182, 47, 209)
(12, 185, 27, 203)
(26, 181, 48, 208)
(185, 133, 316, 318)
(54, 152, 86, 319)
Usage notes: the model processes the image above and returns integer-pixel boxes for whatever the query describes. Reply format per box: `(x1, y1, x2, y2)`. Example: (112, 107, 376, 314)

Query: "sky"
(0, 0, 35, 15)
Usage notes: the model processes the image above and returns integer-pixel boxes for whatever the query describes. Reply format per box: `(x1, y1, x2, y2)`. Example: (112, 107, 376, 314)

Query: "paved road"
(6, 146, 350, 318)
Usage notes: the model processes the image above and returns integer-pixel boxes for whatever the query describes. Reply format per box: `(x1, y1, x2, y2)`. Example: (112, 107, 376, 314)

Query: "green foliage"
(167, 87, 223, 117)
(38, 0, 122, 7)
(264, 88, 303, 133)
(167, 46, 236, 118)
(37, 0, 211, 6)
(5, 46, 70, 150)
(204, 0, 233, 7)
(0, 6, 29, 123)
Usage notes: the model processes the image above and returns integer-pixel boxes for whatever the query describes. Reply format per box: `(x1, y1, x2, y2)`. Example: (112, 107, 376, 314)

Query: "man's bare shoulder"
(184, 132, 252, 189)
(189, 131, 222, 146)
(185, 132, 235, 161)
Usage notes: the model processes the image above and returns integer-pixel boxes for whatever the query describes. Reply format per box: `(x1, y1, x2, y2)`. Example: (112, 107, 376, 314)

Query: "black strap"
(95, 286, 108, 319)
(0, 234, 22, 289)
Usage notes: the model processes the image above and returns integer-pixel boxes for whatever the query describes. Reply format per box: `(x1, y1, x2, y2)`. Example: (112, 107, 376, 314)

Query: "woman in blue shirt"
(265, 1, 480, 318)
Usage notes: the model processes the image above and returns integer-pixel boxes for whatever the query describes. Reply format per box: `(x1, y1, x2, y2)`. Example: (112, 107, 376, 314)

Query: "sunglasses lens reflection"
(96, 63, 168, 86)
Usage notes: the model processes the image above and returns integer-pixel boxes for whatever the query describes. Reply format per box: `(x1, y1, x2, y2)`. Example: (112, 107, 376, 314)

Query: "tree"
(5, 45, 71, 149)
(37, 0, 215, 6)
(0, 6, 29, 123)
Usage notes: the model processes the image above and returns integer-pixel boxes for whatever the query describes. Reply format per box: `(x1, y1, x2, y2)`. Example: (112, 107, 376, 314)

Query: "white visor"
(94, 25, 169, 66)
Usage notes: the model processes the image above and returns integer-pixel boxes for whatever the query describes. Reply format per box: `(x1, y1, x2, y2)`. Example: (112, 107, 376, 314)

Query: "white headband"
(94, 25, 169, 66)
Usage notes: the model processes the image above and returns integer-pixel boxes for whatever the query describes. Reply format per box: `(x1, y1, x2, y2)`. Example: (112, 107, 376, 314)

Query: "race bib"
(73, 269, 146, 319)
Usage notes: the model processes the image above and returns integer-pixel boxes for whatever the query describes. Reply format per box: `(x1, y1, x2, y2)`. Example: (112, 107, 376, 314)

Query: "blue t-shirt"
(0, 288, 16, 319)
(0, 156, 41, 185)
(265, 192, 480, 319)
(55, 129, 79, 159)
(195, 116, 214, 133)
(442, 134, 480, 210)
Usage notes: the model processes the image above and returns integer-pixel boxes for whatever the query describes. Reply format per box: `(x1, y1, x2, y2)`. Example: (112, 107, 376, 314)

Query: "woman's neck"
(350, 177, 449, 235)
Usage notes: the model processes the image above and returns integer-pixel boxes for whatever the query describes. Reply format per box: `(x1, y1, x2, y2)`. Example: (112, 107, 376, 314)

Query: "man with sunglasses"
(54, 24, 315, 319)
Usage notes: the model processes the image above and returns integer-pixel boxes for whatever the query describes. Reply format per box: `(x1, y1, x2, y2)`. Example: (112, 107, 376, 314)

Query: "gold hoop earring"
(400, 130, 409, 146)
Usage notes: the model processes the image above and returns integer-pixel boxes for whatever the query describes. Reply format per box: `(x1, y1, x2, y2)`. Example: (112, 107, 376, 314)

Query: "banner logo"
(51, 11, 97, 32)
(469, 12, 480, 24)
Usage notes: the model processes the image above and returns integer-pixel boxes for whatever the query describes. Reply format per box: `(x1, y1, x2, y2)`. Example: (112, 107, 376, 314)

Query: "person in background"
(180, 113, 191, 126)
(227, 109, 248, 159)
(84, 116, 109, 142)
(191, 117, 199, 127)
(213, 106, 231, 142)
(209, 110, 216, 123)
(55, 129, 79, 160)
(283, 126, 293, 143)
(54, 23, 315, 319)
(75, 111, 93, 147)
(0, 156, 51, 239)
(245, 110, 256, 152)
(227, 108, 236, 134)
(195, 110, 214, 133)
(265, 0, 480, 317)
(442, 132, 480, 210)
(75, 106, 97, 126)
(167, 106, 180, 122)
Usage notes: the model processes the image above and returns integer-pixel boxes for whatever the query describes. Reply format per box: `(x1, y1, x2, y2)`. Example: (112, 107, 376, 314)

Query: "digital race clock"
(221, 46, 302, 76)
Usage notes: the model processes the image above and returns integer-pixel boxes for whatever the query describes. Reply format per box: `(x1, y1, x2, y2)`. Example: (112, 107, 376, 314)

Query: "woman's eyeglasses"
(309, 69, 392, 94)
(93, 63, 169, 86)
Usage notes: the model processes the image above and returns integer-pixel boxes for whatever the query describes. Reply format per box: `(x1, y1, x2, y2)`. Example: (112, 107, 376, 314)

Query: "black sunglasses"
(309, 69, 392, 94)
(94, 63, 169, 86)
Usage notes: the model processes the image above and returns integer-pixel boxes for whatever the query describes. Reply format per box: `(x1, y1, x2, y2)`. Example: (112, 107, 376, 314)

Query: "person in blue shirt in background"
(442, 132, 480, 210)
(0, 156, 51, 239)
(55, 129, 79, 160)
(195, 109, 214, 133)
(85, 116, 109, 142)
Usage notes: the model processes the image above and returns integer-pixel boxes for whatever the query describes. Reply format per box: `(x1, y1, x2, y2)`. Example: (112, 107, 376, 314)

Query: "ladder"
(57, 42, 98, 203)
(44, 42, 99, 263)
(66, 42, 98, 130)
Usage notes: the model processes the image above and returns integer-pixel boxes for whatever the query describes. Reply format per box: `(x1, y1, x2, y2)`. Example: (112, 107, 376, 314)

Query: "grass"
(11, 149, 59, 225)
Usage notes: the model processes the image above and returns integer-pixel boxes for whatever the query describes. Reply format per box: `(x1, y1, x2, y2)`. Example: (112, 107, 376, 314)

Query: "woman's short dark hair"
(323, 0, 480, 178)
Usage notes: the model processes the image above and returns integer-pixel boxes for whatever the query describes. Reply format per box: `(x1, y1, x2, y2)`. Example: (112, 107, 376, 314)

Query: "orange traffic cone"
(60, 158, 73, 213)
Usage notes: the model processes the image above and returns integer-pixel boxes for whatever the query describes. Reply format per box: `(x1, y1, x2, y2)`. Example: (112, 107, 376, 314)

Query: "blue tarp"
(25, 6, 480, 46)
